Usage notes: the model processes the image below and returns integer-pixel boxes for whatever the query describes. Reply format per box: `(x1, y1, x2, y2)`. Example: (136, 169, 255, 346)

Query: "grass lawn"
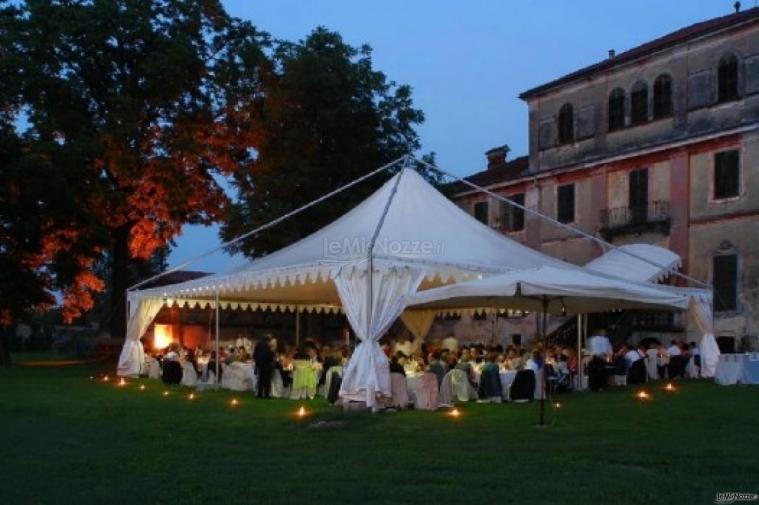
(0, 362, 757, 505)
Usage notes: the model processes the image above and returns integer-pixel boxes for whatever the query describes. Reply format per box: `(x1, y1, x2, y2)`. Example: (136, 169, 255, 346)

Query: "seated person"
(426, 351, 448, 387)
(389, 352, 407, 376)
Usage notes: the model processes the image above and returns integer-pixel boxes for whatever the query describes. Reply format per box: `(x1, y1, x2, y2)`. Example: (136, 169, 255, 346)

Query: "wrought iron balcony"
(599, 201, 670, 239)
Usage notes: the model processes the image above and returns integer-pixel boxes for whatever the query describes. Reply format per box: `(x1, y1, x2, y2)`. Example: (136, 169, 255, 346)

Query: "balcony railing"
(599, 201, 671, 239)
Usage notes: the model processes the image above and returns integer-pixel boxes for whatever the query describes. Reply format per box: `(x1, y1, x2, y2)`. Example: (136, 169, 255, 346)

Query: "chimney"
(486, 144, 510, 170)
(608, 49, 616, 59)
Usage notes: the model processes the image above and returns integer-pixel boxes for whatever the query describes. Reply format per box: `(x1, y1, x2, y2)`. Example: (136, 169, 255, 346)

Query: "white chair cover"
(390, 373, 409, 408)
(146, 357, 161, 380)
(715, 354, 743, 385)
(645, 349, 658, 381)
(221, 363, 253, 391)
(180, 361, 198, 387)
(270, 368, 286, 398)
(415, 373, 439, 411)
(686, 356, 700, 378)
(323, 366, 343, 398)
(449, 369, 477, 402)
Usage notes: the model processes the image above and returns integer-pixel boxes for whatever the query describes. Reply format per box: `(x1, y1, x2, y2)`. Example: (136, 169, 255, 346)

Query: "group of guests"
(147, 335, 351, 398)
(586, 330, 701, 390)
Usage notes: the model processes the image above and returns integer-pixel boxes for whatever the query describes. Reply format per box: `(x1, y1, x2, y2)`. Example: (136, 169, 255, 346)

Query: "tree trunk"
(110, 225, 131, 340)
(0, 328, 10, 366)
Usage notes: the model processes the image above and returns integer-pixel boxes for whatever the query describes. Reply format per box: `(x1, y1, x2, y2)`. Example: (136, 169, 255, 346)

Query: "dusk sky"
(169, 0, 736, 273)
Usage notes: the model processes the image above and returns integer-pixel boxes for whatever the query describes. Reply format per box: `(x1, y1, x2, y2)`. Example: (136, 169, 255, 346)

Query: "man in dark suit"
(253, 337, 275, 398)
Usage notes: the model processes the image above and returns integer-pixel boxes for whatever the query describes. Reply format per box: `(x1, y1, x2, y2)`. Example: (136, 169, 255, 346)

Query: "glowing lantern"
(163, 391, 169, 397)
(448, 408, 461, 418)
(230, 398, 239, 407)
(117, 378, 127, 387)
(102, 375, 110, 382)
(664, 383, 677, 392)
(636, 390, 651, 400)
(553, 402, 562, 409)
(296, 406, 307, 418)
(188, 393, 195, 401)
(153, 324, 174, 349)
(139, 385, 146, 391)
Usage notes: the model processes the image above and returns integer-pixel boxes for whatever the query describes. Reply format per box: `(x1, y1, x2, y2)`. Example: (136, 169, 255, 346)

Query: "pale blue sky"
(169, 0, 737, 273)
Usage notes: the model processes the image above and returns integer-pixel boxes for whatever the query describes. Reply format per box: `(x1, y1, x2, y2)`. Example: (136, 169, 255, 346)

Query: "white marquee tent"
(118, 165, 719, 401)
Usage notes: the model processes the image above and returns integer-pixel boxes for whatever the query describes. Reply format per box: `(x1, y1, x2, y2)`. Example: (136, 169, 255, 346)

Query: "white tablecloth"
(407, 370, 519, 401)
(715, 353, 759, 385)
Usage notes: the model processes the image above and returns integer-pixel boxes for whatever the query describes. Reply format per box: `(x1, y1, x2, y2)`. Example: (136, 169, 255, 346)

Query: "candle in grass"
(553, 402, 562, 409)
(163, 390, 169, 397)
(118, 378, 127, 387)
(664, 383, 677, 392)
(139, 384, 146, 391)
(296, 406, 307, 418)
(188, 393, 195, 401)
(448, 408, 461, 418)
(230, 398, 239, 407)
(636, 390, 651, 400)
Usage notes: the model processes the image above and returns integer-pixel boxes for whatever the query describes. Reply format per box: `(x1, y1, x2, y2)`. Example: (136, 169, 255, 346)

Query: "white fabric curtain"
(117, 296, 165, 377)
(400, 309, 437, 340)
(336, 265, 425, 407)
(688, 296, 720, 378)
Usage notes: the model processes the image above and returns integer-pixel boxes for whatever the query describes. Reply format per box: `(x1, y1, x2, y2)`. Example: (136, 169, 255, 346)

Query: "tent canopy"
(585, 244, 681, 283)
(406, 265, 692, 314)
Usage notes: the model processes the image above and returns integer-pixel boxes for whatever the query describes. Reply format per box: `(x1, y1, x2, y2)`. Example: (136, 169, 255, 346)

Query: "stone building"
(453, 6, 759, 351)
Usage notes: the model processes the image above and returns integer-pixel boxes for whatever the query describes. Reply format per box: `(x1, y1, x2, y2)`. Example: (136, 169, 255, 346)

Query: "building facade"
(454, 7, 759, 350)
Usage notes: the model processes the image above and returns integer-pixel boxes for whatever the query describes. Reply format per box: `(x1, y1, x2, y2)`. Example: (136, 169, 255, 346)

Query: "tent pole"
(215, 293, 220, 388)
(295, 309, 300, 347)
(577, 313, 583, 391)
(539, 296, 548, 426)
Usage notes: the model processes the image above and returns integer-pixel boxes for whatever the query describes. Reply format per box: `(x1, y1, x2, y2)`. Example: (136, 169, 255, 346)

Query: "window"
(557, 184, 575, 223)
(629, 168, 648, 224)
(558, 103, 574, 144)
(718, 54, 739, 103)
(474, 201, 489, 225)
(714, 149, 740, 200)
(608, 88, 625, 131)
(501, 193, 525, 232)
(713, 254, 738, 312)
(653, 74, 672, 118)
(630, 81, 649, 125)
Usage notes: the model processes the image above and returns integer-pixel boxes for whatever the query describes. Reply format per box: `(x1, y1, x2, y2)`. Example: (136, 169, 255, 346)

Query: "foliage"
(0, 0, 270, 333)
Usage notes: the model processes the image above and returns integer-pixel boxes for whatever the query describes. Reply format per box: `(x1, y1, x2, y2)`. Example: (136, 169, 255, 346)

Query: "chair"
(477, 364, 503, 403)
(645, 349, 658, 382)
(323, 366, 343, 399)
(627, 359, 647, 385)
(327, 371, 342, 404)
(611, 357, 628, 386)
(270, 369, 286, 398)
(445, 369, 476, 403)
(290, 360, 318, 400)
(668, 355, 686, 379)
(390, 373, 409, 409)
(145, 357, 161, 379)
(509, 369, 535, 403)
(180, 361, 198, 387)
(161, 360, 182, 385)
(414, 373, 439, 410)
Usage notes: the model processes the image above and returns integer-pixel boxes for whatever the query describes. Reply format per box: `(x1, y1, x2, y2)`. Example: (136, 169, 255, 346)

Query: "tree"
(2, 0, 270, 337)
(222, 28, 438, 257)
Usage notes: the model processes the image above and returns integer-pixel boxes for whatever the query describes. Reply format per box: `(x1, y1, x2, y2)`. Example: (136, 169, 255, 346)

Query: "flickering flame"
(188, 393, 195, 401)
(448, 408, 461, 418)
(636, 390, 651, 400)
(153, 324, 173, 349)
(163, 390, 169, 397)
(230, 398, 238, 407)
(102, 375, 110, 382)
(664, 383, 676, 392)
(118, 378, 127, 387)
(297, 406, 307, 418)
(139, 384, 146, 391)
(553, 402, 562, 409)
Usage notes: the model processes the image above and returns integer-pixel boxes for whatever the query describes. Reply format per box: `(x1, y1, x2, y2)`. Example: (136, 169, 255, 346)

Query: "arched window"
(630, 81, 649, 125)
(653, 74, 672, 118)
(558, 103, 574, 144)
(718, 53, 739, 102)
(608, 88, 625, 131)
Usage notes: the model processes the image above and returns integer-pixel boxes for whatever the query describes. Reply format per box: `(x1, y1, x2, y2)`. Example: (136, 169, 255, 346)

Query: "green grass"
(0, 363, 757, 505)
